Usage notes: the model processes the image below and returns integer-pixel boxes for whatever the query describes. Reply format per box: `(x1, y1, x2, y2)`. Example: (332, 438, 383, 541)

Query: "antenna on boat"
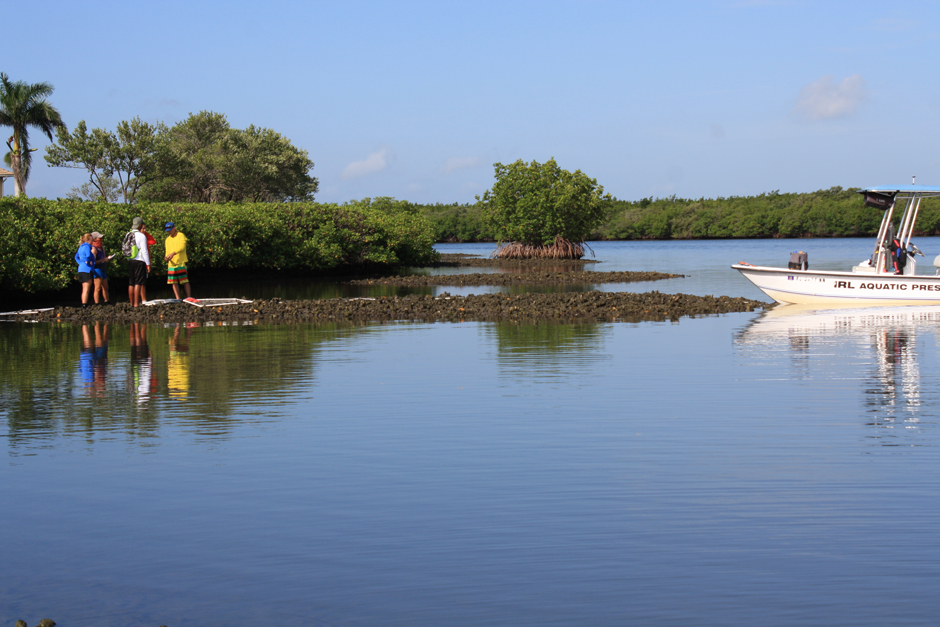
(912, 175, 916, 184)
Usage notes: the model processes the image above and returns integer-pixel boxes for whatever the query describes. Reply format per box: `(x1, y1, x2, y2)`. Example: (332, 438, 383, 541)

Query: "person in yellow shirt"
(164, 222, 197, 302)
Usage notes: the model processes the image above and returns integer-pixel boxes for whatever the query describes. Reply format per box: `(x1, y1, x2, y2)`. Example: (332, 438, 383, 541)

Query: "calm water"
(2, 240, 938, 626)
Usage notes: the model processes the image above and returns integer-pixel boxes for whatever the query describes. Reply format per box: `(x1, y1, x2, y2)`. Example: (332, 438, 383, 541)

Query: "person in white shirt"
(127, 216, 151, 307)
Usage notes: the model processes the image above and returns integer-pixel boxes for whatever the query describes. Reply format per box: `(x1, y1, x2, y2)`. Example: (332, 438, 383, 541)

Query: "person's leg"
(131, 285, 141, 307)
(141, 283, 147, 303)
(102, 278, 109, 303)
(93, 278, 102, 303)
(183, 281, 191, 299)
(171, 282, 181, 299)
(81, 279, 92, 305)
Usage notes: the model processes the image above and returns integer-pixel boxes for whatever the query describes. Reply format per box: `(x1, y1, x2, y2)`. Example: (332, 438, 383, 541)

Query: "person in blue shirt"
(75, 233, 96, 307)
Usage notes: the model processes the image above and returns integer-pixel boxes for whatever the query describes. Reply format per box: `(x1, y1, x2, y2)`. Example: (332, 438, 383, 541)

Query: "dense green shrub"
(421, 203, 494, 242)
(479, 158, 609, 248)
(0, 197, 439, 294)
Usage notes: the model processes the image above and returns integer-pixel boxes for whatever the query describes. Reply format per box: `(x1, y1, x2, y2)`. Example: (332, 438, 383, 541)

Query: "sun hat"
(165, 222, 175, 232)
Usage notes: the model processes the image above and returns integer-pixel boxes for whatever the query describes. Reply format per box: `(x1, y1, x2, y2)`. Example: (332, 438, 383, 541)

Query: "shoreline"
(10, 292, 769, 325)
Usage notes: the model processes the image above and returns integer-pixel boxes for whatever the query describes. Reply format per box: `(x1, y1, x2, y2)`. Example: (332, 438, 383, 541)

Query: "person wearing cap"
(164, 222, 196, 302)
(128, 217, 151, 307)
(90, 231, 116, 304)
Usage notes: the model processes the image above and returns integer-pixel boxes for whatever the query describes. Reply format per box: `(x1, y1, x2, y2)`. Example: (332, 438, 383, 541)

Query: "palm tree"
(0, 72, 66, 196)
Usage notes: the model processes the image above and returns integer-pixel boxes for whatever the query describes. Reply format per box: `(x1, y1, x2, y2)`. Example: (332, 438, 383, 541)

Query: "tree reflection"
(0, 322, 362, 452)
(486, 322, 612, 383)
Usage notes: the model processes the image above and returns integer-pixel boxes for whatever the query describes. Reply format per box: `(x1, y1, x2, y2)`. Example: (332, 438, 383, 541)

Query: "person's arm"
(136, 232, 151, 267)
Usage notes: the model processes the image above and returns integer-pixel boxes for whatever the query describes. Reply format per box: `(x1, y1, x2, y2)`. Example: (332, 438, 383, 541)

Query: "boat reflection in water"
(737, 303, 940, 442)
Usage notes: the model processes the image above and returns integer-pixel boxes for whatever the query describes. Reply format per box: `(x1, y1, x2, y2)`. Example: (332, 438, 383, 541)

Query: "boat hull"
(731, 264, 940, 305)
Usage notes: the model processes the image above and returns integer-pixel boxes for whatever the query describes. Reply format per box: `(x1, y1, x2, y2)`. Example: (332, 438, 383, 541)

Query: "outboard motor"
(789, 251, 808, 271)
(933, 254, 940, 276)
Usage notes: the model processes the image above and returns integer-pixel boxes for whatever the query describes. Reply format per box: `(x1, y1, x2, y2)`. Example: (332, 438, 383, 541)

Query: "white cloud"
(441, 156, 481, 174)
(341, 146, 393, 180)
(792, 74, 868, 121)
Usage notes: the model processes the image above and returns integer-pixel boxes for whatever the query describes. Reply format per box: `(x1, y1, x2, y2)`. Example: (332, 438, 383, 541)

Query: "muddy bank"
(434, 253, 600, 268)
(16, 292, 768, 325)
(350, 269, 684, 287)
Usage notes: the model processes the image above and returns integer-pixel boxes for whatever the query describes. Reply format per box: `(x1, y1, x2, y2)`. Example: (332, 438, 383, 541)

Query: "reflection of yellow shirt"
(165, 232, 188, 266)
(168, 350, 190, 398)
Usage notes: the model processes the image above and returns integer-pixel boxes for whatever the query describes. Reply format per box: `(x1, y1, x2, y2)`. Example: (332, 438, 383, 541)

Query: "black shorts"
(77, 272, 93, 283)
(128, 260, 148, 286)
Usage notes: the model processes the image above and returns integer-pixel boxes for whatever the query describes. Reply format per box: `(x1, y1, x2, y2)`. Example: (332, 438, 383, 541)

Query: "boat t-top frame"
(861, 184, 940, 275)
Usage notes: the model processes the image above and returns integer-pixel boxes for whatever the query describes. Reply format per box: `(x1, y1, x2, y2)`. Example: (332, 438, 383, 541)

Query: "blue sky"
(7, 0, 940, 203)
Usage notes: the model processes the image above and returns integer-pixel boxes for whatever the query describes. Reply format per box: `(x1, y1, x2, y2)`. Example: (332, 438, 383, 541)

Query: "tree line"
(419, 186, 940, 242)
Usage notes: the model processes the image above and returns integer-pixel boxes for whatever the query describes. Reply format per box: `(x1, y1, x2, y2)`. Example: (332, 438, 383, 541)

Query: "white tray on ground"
(142, 298, 252, 308)
(183, 298, 252, 308)
(0, 307, 54, 316)
(142, 299, 182, 306)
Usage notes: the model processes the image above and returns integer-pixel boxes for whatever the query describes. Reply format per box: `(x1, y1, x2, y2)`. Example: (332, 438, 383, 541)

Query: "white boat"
(732, 184, 940, 305)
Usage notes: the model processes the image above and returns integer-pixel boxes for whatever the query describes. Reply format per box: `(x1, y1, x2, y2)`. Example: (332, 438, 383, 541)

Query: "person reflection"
(168, 322, 197, 398)
(129, 323, 156, 407)
(80, 323, 110, 397)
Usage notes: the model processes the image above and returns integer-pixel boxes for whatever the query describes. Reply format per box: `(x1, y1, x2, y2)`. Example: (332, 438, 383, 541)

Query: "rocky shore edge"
(17, 292, 769, 325)
(349, 270, 684, 287)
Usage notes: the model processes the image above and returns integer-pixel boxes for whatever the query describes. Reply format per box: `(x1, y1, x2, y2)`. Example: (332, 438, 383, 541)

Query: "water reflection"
(0, 322, 365, 452)
(738, 304, 940, 443)
(486, 322, 613, 385)
(129, 323, 155, 408)
(80, 322, 109, 398)
(167, 323, 197, 398)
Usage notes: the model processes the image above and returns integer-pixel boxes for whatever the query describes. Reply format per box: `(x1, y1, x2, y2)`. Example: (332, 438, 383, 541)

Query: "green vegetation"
(418, 187, 940, 243)
(421, 202, 493, 242)
(0, 197, 438, 294)
(0, 72, 66, 196)
(45, 117, 159, 203)
(45, 111, 317, 204)
(478, 158, 610, 258)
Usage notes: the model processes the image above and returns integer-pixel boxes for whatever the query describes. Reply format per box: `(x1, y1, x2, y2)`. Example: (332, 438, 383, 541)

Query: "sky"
(6, 0, 940, 203)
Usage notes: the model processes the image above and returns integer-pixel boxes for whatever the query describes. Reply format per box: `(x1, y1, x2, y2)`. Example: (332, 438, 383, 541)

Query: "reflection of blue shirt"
(79, 348, 95, 383)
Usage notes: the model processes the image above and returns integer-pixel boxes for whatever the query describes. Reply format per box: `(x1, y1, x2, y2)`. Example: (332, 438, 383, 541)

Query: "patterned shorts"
(167, 265, 189, 285)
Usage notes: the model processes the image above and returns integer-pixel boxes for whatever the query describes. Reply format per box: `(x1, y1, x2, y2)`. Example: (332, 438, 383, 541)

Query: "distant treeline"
(419, 187, 940, 242)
